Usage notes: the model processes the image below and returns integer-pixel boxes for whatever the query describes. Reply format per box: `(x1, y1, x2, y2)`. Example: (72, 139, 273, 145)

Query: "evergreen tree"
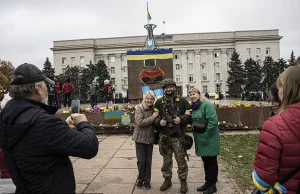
(244, 58, 261, 92)
(288, 50, 296, 67)
(261, 56, 278, 91)
(226, 52, 245, 97)
(296, 56, 300, 65)
(42, 57, 55, 80)
(277, 58, 287, 74)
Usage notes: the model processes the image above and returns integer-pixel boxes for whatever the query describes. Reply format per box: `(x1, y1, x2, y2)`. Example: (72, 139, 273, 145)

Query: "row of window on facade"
(175, 62, 221, 71)
(174, 50, 233, 60)
(247, 47, 271, 56)
(175, 73, 221, 83)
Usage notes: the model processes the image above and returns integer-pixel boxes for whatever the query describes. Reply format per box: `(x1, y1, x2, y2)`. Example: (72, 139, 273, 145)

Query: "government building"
(50, 29, 282, 97)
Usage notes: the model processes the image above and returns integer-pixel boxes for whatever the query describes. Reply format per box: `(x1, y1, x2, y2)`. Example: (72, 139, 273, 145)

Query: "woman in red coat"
(252, 65, 300, 194)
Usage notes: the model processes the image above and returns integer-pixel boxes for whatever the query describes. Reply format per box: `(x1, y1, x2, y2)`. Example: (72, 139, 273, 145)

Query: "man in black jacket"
(0, 63, 99, 194)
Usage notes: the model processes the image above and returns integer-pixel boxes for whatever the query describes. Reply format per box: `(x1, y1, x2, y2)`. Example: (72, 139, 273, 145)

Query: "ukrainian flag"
(126, 49, 173, 60)
(146, 2, 152, 23)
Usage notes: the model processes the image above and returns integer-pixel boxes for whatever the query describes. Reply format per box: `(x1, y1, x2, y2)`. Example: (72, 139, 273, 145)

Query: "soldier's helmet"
(184, 134, 193, 150)
(160, 78, 176, 89)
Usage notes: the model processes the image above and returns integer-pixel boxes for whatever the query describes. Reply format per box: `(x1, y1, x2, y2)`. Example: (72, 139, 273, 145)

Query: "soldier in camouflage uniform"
(153, 78, 191, 193)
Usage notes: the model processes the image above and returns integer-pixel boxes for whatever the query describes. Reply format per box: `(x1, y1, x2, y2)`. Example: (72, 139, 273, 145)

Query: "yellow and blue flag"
(146, 2, 152, 23)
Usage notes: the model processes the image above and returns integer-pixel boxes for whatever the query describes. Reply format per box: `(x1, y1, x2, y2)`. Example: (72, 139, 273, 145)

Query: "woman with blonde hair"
(132, 90, 159, 190)
(252, 65, 300, 194)
(188, 88, 220, 194)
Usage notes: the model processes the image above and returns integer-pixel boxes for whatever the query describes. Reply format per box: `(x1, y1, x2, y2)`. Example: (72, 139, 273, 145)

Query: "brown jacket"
(132, 102, 155, 144)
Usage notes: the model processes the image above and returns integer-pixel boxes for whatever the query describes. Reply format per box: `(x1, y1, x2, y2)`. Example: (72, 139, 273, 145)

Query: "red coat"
(62, 82, 75, 94)
(0, 147, 10, 178)
(253, 102, 300, 194)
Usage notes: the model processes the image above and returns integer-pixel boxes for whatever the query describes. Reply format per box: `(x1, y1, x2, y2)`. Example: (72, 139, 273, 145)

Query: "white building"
(51, 29, 282, 97)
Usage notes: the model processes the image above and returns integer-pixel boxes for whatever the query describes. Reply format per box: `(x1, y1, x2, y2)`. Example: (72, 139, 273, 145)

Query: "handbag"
(192, 122, 207, 133)
(251, 166, 300, 194)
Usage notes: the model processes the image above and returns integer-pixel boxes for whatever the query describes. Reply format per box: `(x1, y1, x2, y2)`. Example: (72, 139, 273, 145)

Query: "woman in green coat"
(188, 88, 220, 194)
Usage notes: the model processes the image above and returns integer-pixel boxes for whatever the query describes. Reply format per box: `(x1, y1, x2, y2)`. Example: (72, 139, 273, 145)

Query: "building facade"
(51, 29, 282, 97)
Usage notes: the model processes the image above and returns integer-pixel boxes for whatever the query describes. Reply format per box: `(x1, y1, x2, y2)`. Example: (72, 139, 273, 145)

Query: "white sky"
(0, 0, 299, 69)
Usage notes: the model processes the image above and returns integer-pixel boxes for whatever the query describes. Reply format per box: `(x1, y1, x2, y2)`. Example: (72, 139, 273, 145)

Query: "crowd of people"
(0, 63, 300, 193)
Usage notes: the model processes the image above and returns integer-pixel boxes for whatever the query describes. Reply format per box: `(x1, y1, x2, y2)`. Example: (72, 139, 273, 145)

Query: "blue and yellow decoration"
(126, 49, 173, 60)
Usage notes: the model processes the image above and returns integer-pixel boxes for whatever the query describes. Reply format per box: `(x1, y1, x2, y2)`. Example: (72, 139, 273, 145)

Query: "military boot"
(180, 179, 188, 193)
(160, 178, 172, 191)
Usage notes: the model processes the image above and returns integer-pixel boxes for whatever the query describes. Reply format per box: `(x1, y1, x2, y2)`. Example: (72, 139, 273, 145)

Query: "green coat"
(192, 99, 220, 156)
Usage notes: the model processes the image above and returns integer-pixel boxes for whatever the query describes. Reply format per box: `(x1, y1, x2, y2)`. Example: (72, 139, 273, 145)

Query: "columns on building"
(102, 54, 109, 68)
(181, 50, 188, 97)
(207, 49, 215, 93)
(194, 49, 201, 87)
(221, 48, 228, 92)
(115, 53, 122, 92)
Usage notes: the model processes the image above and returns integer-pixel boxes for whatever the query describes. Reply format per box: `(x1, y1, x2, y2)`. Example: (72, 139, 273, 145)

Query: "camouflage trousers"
(159, 135, 188, 180)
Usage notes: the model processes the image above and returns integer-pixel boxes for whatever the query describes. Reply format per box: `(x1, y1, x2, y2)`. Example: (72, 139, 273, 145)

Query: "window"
(216, 84, 221, 92)
(215, 62, 220, 69)
(62, 57, 66, 64)
(257, 59, 262, 66)
(202, 73, 207, 81)
(201, 50, 207, 56)
(266, 47, 271, 55)
(122, 77, 128, 85)
(176, 75, 180, 82)
(175, 54, 179, 59)
(110, 67, 115, 74)
(111, 78, 115, 85)
(189, 63, 193, 71)
(189, 74, 194, 82)
(80, 56, 84, 64)
(216, 73, 220, 81)
(123, 66, 127, 73)
(110, 56, 115, 63)
(176, 64, 181, 70)
(246, 48, 251, 56)
(71, 57, 75, 64)
(227, 51, 232, 58)
(203, 86, 208, 93)
(144, 59, 156, 67)
(256, 48, 261, 56)
(201, 63, 206, 69)
(214, 51, 220, 58)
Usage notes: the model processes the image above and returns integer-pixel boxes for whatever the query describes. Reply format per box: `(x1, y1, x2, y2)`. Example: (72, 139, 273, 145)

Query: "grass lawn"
(219, 134, 259, 193)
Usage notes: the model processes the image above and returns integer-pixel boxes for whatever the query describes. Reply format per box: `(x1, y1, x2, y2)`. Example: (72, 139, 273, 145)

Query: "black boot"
(203, 185, 217, 194)
(136, 181, 143, 189)
(180, 179, 188, 193)
(160, 178, 172, 191)
(197, 182, 210, 191)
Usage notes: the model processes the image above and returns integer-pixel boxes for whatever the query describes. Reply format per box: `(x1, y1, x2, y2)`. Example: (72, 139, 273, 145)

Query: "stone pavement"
(0, 134, 241, 194)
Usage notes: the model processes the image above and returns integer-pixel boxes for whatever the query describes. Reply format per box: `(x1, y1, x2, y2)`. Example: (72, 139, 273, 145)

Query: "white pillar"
(115, 53, 122, 92)
(181, 50, 188, 97)
(207, 49, 215, 93)
(194, 49, 201, 88)
(221, 48, 228, 92)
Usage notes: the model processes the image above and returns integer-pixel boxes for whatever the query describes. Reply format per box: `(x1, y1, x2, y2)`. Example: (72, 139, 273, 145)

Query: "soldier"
(153, 78, 192, 193)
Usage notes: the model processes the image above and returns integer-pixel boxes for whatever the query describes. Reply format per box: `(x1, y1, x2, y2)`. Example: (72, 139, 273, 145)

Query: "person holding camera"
(0, 63, 99, 193)
(132, 90, 158, 190)
(187, 88, 220, 194)
(153, 78, 191, 193)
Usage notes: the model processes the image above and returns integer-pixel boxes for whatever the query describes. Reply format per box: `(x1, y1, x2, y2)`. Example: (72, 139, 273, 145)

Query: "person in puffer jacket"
(0, 63, 99, 194)
(252, 65, 300, 194)
(0, 93, 12, 179)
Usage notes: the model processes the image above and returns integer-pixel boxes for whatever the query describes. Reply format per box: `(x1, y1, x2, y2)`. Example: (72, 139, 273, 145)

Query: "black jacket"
(0, 98, 99, 193)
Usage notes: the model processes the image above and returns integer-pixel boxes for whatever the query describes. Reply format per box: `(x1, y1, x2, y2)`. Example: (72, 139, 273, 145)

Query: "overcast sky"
(0, 0, 299, 69)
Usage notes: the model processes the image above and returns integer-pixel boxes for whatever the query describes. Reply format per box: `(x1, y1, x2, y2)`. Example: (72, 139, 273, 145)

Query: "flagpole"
(163, 22, 165, 34)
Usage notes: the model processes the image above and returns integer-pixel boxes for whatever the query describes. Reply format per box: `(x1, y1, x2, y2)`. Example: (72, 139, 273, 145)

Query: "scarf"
(191, 99, 202, 111)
